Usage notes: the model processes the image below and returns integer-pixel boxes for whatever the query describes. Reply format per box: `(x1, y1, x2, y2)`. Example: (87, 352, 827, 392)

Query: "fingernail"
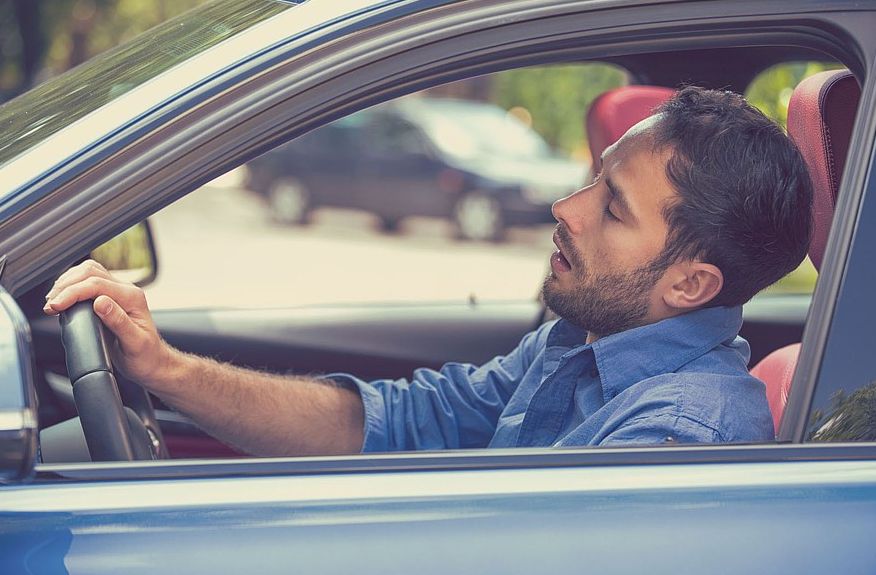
(95, 298, 111, 315)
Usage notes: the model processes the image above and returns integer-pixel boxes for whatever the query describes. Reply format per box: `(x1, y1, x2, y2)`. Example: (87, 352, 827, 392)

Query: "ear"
(661, 261, 724, 310)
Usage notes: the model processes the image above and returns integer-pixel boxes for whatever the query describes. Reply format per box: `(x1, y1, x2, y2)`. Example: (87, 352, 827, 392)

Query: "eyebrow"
(604, 174, 638, 224)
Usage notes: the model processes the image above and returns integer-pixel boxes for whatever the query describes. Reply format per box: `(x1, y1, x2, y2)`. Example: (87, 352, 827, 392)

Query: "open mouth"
(551, 231, 573, 273)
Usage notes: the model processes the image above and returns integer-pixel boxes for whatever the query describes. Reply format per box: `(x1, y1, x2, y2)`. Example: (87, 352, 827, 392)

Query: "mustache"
(554, 224, 582, 265)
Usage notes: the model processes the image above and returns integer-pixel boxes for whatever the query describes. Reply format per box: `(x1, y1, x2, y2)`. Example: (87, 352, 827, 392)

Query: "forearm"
(145, 348, 365, 457)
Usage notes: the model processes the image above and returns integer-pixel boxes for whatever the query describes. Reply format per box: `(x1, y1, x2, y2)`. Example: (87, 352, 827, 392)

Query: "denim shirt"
(331, 305, 775, 452)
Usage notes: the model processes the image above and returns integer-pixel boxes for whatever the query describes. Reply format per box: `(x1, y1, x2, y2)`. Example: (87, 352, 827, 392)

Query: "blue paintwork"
(2, 460, 876, 574)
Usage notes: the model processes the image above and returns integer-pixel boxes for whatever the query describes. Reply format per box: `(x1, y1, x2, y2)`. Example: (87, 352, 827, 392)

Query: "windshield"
(411, 100, 553, 161)
(0, 0, 293, 169)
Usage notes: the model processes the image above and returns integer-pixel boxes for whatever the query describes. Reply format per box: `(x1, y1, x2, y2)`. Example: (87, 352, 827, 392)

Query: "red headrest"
(587, 86, 675, 172)
(786, 70, 860, 271)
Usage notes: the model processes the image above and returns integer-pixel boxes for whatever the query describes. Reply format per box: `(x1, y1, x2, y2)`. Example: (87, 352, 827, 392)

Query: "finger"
(92, 295, 146, 353)
(52, 260, 111, 291)
(44, 276, 146, 315)
(46, 260, 113, 301)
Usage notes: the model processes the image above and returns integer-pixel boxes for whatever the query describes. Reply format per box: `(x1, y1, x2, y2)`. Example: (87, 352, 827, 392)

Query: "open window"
(11, 0, 871, 473)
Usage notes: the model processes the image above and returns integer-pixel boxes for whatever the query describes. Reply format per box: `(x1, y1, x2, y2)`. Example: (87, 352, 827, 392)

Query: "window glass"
(0, 0, 290, 167)
(143, 63, 627, 310)
(367, 115, 429, 155)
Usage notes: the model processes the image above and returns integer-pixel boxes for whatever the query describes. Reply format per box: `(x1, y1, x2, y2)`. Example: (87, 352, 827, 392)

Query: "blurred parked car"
(244, 97, 588, 241)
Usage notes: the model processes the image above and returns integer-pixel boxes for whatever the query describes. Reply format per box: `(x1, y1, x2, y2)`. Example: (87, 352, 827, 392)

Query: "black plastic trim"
(34, 442, 876, 483)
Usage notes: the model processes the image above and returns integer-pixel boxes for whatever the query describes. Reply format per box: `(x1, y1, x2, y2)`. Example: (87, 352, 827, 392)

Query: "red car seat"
(586, 85, 675, 173)
(750, 69, 860, 433)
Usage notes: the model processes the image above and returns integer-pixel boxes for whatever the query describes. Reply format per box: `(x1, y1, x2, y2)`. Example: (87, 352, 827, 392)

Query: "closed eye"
(604, 203, 620, 221)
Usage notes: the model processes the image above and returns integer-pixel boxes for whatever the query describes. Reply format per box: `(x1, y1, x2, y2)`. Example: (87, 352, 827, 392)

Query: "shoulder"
(605, 372, 775, 443)
(625, 372, 775, 443)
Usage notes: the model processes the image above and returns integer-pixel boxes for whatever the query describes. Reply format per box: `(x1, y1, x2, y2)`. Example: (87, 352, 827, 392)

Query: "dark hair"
(650, 86, 813, 307)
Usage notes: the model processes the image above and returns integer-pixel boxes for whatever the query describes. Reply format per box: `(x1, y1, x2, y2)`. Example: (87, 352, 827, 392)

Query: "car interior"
(25, 45, 864, 463)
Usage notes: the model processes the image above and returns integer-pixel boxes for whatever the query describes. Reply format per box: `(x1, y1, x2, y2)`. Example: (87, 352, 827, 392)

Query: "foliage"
(745, 61, 842, 128)
(0, 0, 206, 99)
(491, 64, 628, 158)
(810, 382, 876, 442)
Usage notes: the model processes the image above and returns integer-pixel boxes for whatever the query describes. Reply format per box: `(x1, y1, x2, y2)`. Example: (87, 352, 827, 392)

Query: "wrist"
(140, 342, 191, 396)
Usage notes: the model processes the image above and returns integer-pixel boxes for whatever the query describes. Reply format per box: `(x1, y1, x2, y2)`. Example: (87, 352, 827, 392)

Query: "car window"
(143, 63, 623, 310)
(140, 60, 833, 311)
(107, 57, 847, 455)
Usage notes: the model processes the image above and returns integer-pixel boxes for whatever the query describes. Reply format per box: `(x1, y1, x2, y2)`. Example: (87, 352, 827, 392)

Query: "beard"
(542, 227, 668, 338)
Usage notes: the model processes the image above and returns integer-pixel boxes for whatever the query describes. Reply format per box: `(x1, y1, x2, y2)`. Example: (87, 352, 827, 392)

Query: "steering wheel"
(59, 300, 168, 461)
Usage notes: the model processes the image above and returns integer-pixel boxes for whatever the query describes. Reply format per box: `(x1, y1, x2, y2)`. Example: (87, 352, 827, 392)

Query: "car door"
(3, 0, 876, 572)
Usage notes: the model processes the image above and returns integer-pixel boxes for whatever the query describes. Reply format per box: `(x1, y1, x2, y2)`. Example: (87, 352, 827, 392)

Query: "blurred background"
(2, 0, 827, 309)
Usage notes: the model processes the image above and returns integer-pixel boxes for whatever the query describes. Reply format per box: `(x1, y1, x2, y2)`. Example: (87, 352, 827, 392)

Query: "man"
(44, 87, 812, 456)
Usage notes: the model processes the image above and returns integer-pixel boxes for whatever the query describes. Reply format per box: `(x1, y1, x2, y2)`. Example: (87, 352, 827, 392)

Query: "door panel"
(4, 456, 876, 574)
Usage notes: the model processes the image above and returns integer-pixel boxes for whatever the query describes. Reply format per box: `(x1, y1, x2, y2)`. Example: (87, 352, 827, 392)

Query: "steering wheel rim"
(59, 300, 166, 461)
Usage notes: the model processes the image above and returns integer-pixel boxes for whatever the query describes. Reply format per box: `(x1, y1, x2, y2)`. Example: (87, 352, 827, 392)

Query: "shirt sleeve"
(325, 323, 551, 453)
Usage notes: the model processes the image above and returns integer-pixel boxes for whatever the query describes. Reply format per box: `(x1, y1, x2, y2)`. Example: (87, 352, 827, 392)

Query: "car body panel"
(3, 455, 876, 574)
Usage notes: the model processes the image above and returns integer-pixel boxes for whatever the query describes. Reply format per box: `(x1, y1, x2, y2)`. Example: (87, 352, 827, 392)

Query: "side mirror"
(90, 220, 158, 287)
(0, 288, 38, 480)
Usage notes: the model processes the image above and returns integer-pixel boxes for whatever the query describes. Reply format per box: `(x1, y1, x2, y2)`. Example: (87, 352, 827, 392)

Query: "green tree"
(491, 64, 628, 157)
(745, 61, 841, 128)
(1, 0, 207, 102)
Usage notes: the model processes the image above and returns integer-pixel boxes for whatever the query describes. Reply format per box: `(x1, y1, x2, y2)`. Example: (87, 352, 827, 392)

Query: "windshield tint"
(0, 0, 292, 169)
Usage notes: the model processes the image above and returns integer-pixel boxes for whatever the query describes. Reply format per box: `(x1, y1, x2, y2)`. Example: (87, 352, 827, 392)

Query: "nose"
(552, 185, 593, 232)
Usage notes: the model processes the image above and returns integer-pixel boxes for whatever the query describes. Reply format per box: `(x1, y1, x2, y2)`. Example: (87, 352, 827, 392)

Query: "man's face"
(542, 122, 678, 338)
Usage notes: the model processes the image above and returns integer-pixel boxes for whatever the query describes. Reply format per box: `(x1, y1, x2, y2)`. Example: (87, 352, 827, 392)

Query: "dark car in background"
(244, 96, 588, 241)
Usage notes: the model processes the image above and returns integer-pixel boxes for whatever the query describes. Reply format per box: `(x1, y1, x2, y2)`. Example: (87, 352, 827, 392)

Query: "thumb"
(93, 295, 142, 348)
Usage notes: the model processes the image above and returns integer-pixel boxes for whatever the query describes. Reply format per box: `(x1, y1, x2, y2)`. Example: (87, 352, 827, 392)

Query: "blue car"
(1, 0, 876, 573)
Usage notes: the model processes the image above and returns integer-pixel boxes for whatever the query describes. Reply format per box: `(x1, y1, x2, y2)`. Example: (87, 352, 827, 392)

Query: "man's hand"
(43, 259, 173, 388)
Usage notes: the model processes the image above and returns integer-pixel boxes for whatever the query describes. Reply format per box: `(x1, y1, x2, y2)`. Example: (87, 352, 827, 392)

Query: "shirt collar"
(556, 305, 744, 403)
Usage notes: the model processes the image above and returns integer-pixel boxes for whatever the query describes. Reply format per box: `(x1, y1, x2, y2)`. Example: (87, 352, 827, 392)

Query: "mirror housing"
(90, 220, 158, 287)
(0, 288, 38, 481)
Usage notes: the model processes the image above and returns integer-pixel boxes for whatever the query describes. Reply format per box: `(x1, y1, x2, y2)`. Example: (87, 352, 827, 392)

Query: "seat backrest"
(751, 69, 860, 432)
(787, 70, 860, 270)
(586, 86, 675, 173)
